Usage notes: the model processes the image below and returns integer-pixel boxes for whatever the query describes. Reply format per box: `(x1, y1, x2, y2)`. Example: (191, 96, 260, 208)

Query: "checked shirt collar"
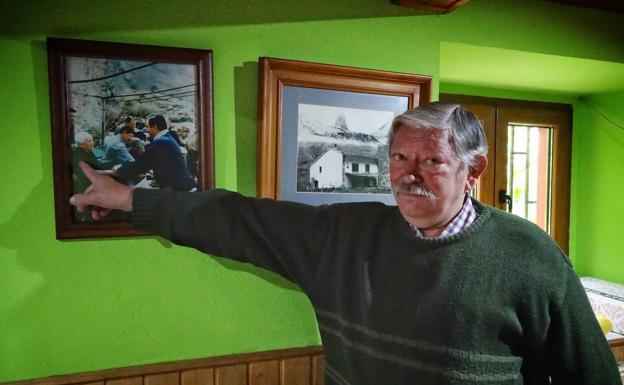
(410, 194, 477, 239)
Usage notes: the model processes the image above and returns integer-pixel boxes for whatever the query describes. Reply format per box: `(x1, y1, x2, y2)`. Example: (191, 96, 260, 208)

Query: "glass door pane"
(506, 124, 553, 233)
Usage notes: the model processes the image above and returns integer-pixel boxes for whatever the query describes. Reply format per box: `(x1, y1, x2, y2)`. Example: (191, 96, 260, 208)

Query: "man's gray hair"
(388, 102, 488, 169)
(74, 131, 93, 145)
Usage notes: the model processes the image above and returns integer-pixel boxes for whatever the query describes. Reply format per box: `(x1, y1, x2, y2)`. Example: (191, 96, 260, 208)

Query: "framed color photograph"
(47, 38, 214, 239)
(258, 57, 432, 205)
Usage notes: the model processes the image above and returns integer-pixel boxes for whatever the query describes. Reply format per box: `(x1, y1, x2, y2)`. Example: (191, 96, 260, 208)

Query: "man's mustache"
(392, 183, 437, 200)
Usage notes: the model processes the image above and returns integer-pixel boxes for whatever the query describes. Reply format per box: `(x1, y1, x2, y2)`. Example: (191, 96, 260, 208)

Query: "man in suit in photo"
(116, 114, 196, 191)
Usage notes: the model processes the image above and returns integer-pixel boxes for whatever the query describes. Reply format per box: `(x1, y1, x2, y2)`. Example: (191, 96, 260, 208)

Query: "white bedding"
(581, 276, 624, 335)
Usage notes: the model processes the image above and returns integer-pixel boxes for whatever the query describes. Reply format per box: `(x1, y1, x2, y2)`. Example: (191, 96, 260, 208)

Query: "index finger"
(79, 161, 98, 182)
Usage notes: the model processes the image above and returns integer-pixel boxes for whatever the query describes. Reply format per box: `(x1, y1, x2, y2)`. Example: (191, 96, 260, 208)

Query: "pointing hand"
(69, 162, 133, 220)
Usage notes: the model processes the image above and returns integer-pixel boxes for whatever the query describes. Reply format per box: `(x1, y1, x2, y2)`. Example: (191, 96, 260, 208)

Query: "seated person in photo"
(116, 114, 196, 191)
(116, 115, 148, 141)
(168, 126, 185, 147)
(72, 131, 111, 221)
(185, 128, 199, 178)
(115, 116, 136, 134)
(103, 126, 135, 165)
(128, 137, 145, 160)
(72, 131, 107, 194)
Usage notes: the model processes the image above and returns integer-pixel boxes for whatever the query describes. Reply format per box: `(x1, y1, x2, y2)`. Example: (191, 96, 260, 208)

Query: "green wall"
(1, 0, 623, 382)
(571, 92, 624, 283)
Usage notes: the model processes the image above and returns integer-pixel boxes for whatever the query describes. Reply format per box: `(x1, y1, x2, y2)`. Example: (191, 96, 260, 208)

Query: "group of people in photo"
(71, 112, 199, 221)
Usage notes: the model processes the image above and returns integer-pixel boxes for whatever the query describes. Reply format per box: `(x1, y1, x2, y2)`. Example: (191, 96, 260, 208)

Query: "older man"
(71, 131, 104, 195)
(70, 102, 620, 385)
(72, 131, 113, 221)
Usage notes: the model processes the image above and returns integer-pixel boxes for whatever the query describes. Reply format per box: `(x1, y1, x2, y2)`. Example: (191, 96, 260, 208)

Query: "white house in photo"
(344, 154, 379, 188)
(309, 148, 344, 189)
(309, 148, 379, 189)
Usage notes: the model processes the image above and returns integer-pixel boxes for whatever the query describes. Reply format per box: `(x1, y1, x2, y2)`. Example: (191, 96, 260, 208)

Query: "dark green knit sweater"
(133, 188, 620, 385)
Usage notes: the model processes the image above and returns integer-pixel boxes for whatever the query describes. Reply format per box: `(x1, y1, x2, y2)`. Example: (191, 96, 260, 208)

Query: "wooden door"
(440, 95, 572, 253)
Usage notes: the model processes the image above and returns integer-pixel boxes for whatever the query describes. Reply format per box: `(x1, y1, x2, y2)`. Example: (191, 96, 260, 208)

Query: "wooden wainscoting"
(612, 337, 624, 363)
(2, 346, 324, 385)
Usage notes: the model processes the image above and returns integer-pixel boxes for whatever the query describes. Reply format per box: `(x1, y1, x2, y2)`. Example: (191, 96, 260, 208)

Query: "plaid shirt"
(410, 195, 477, 238)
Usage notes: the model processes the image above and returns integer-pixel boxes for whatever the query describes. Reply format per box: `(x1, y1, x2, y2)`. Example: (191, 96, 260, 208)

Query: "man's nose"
(404, 161, 424, 183)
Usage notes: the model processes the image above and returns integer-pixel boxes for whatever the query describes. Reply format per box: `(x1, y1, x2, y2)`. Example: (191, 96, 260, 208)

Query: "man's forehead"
(394, 126, 448, 142)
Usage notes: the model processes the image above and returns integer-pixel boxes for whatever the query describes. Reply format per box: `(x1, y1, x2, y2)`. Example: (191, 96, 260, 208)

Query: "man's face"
(121, 131, 134, 144)
(389, 127, 473, 232)
(79, 137, 94, 152)
(147, 123, 158, 138)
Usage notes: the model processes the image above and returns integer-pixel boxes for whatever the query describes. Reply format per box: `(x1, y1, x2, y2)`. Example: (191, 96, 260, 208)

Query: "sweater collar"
(397, 198, 491, 244)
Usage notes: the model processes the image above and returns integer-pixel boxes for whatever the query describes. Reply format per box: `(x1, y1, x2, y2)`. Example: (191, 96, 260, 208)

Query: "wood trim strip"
(181, 368, 214, 385)
(2, 346, 323, 385)
(311, 355, 324, 385)
(610, 338, 624, 362)
(279, 357, 310, 385)
(215, 364, 246, 385)
(392, 0, 470, 14)
(144, 373, 179, 385)
(439, 93, 572, 112)
(248, 361, 278, 385)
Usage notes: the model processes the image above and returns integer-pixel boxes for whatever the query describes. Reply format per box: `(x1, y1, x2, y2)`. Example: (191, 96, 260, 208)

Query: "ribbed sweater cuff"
(132, 187, 173, 231)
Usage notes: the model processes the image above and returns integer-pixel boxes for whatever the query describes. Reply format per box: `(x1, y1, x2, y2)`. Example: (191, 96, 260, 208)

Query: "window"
(319, 166, 322, 173)
(365, 164, 370, 173)
(507, 124, 553, 232)
(440, 94, 571, 252)
(352, 163, 359, 172)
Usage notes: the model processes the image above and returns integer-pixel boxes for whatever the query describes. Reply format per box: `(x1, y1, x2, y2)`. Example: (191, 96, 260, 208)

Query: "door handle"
(498, 189, 513, 213)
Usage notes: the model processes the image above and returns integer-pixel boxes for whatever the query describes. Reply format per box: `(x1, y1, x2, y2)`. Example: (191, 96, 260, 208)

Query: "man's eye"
(426, 158, 441, 165)
(391, 153, 405, 161)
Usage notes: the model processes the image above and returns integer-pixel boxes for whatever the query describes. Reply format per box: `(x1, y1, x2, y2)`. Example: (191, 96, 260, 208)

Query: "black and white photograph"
(296, 103, 395, 194)
(48, 38, 214, 239)
(277, 84, 418, 206)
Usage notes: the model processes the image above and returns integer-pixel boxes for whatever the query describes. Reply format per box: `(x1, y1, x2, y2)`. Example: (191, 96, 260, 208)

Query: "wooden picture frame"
(47, 38, 214, 239)
(258, 57, 431, 205)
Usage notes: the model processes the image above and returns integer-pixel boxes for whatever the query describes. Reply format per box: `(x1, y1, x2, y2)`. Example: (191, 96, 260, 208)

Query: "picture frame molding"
(47, 37, 214, 239)
(257, 57, 432, 201)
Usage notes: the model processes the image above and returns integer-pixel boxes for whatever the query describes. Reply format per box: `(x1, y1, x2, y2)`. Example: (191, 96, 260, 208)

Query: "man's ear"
(466, 155, 488, 191)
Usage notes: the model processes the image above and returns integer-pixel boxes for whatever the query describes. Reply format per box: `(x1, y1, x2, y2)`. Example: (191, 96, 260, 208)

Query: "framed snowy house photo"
(257, 57, 432, 206)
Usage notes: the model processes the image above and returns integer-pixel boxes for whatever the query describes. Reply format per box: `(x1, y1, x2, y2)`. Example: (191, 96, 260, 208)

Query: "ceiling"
(2, 0, 622, 36)
(545, 0, 624, 13)
(440, 42, 624, 95)
(2, 0, 621, 97)
(394, 0, 624, 14)
(0, 0, 422, 36)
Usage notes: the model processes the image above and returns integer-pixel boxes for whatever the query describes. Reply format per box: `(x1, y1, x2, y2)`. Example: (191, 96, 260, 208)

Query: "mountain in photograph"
(298, 113, 392, 145)
(68, 58, 196, 142)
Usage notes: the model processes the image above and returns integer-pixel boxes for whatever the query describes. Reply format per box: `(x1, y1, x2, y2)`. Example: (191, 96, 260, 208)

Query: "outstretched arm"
(69, 161, 134, 220)
(70, 161, 334, 287)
